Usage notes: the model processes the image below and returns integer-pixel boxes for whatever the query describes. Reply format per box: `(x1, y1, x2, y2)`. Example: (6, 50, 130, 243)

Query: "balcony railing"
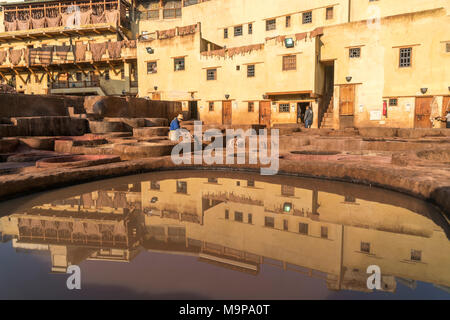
(51, 80, 100, 89)
(163, 8, 182, 19)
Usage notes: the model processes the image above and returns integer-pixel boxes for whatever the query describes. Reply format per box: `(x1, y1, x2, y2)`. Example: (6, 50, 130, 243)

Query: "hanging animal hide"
(61, 13, 75, 27)
(4, 20, 17, 31)
(55, 45, 71, 61)
(80, 10, 92, 25)
(31, 17, 46, 29)
(46, 15, 61, 27)
(105, 10, 119, 26)
(75, 43, 87, 62)
(178, 24, 197, 36)
(0, 50, 7, 64)
(107, 41, 122, 59)
(158, 28, 176, 39)
(9, 49, 23, 65)
(17, 19, 30, 31)
(90, 42, 107, 61)
(91, 13, 105, 24)
(122, 40, 136, 48)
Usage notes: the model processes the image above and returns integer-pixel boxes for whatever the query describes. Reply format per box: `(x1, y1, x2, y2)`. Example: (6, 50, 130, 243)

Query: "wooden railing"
(51, 79, 100, 89)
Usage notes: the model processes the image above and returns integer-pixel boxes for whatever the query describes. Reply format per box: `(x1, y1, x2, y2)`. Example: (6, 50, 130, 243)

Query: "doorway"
(414, 97, 433, 128)
(259, 101, 271, 127)
(222, 100, 232, 125)
(189, 101, 198, 120)
(297, 102, 310, 124)
(339, 85, 355, 115)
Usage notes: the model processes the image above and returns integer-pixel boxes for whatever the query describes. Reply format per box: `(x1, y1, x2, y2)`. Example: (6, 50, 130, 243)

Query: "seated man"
(169, 114, 184, 141)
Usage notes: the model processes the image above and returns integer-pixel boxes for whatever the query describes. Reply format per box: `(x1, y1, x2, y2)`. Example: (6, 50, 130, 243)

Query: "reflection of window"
(283, 219, 288, 231)
(147, 61, 157, 74)
(321, 226, 328, 239)
(248, 23, 253, 34)
(235, 211, 243, 222)
(247, 64, 255, 77)
(265, 216, 275, 228)
(361, 242, 370, 253)
(285, 15, 291, 27)
(224, 28, 228, 39)
(411, 249, 421, 261)
(247, 180, 255, 187)
(150, 181, 160, 190)
(248, 213, 253, 224)
(234, 25, 243, 37)
(326, 7, 334, 20)
(299, 223, 308, 235)
(176, 181, 187, 194)
(302, 11, 312, 24)
(266, 19, 276, 31)
(209, 101, 214, 111)
(248, 101, 254, 112)
(208, 177, 218, 183)
(174, 57, 185, 71)
(345, 195, 356, 203)
(225, 209, 229, 219)
(281, 185, 294, 196)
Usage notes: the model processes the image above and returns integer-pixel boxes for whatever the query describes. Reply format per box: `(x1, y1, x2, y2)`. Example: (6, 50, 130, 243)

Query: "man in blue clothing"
(304, 106, 313, 128)
(169, 114, 183, 141)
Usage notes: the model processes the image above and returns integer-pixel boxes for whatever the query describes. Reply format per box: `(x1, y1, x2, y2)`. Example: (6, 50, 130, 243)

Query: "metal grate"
(282, 55, 296, 70)
(399, 47, 412, 67)
(302, 11, 312, 24)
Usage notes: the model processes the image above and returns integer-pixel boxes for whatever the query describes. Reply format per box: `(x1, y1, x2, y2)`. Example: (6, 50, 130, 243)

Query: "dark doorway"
(297, 102, 309, 124)
(222, 100, 232, 125)
(189, 101, 198, 120)
(259, 101, 271, 127)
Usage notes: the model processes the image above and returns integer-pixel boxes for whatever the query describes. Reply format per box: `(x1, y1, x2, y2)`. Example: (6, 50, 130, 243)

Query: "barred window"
(248, 23, 253, 34)
(447, 42, 450, 53)
(225, 209, 229, 219)
(235, 211, 243, 222)
(282, 55, 296, 71)
(176, 181, 187, 194)
(389, 98, 398, 106)
(247, 64, 255, 77)
(349, 48, 361, 58)
(174, 57, 185, 71)
(234, 25, 243, 37)
(321, 226, 328, 239)
(299, 223, 308, 235)
(286, 15, 291, 28)
(361, 242, 370, 253)
(248, 101, 254, 112)
(208, 101, 214, 111)
(150, 181, 160, 190)
(266, 19, 276, 31)
(411, 249, 422, 261)
(399, 47, 412, 67)
(147, 61, 157, 74)
(207, 68, 217, 80)
(224, 28, 228, 39)
(265, 216, 275, 228)
(279, 103, 290, 113)
(247, 180, 255, 187)
(302, 11, 312, 24)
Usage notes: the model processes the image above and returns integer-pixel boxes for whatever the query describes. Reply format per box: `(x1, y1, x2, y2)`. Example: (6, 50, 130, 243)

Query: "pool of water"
(0, 170, 449, 300)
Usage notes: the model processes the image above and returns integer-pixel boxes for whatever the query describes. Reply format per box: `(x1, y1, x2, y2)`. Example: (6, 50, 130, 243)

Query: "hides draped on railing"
(75, 43, 87, 61)
(8, 49, 23, 65)
(46, 15, 61, 27)
(0, 50, 7, 64)
(29, 46, 54, 65)
(105, 9, 119, 25)
(17, 19, 30, 31)
(80, 10, 92, 25)
(91, 12, 105, 24)
(31, 17, 46, 29)
(55, 45, 71, 61)
(5, 20, 17, 31)
(90, 42, 107, 61)
(178, 24, 197, 36)
(107, 41, 122, 59)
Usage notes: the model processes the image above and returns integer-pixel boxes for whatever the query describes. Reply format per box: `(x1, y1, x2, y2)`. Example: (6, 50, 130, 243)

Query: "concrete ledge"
(0, 156, 448, 218)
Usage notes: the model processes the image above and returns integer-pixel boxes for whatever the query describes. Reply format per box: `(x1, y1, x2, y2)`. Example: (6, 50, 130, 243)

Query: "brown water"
(0, 170, 449, 299)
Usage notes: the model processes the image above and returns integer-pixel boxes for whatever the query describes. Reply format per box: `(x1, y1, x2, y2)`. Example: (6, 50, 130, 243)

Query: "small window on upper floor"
(266, 19, 276, 31)
(349, 47, 361, 58)
(282, 55, 296, 71)
(361, 242, 370, 253)
(389, 98, 398, 106)
(174, 57, 185, 71)
(150, 181, 160, 190)
(248, 101, 254, 112)
(224, 28, 228, 39)
(446, 42, 450, 53)
(235, 211, 243, 222)
(411, 249, 422, 262)
(234, 25, 243, 37)
(302, 11, 312, 24)
(285, 15, 291, 28)
(147, 61, 157, 74)
(247, 64, 255, 77)
(399, 47, 412, 68)
(248, 23, 253, 34)
(209, 101, 214, 111)
(176, 181, 187, 194)
(279, 103, 290, 113)
(326, 7, 334, 20)
(207, 68, 217, 80)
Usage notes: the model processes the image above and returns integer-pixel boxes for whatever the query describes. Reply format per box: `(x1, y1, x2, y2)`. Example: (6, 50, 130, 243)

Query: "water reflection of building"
(140, 174, 450, 293)
(0, 174, 449, 294)
(0, 183, 143, 272)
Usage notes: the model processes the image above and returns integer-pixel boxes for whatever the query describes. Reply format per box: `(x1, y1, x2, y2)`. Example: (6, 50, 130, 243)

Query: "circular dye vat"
(35, 154, 120, 168)
(290, 150, 340, 156)
(0, 170, 448, 300)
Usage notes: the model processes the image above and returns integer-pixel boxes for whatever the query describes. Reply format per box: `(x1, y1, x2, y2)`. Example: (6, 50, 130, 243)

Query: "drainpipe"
(348, 0, 352, 23)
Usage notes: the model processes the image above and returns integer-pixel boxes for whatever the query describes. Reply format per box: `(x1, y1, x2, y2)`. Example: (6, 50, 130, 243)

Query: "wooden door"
(259, 101, 271, 127)
(222, 100, 232, 125)
(339, 85, 355, 115)
(414, 97, 433, 128)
